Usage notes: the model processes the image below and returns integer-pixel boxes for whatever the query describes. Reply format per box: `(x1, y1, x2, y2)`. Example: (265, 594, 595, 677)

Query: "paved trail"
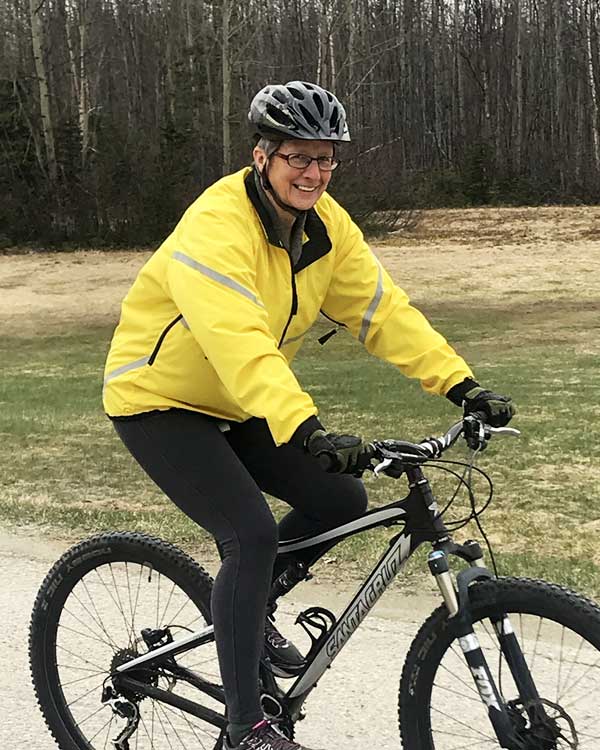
(1, 529, 440, 750)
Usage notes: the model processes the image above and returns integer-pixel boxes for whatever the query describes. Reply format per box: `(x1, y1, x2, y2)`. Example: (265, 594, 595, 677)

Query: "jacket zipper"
(278, 254, 298, 348)
(148, 314, 183, 365)
(318, 309, 346, 345)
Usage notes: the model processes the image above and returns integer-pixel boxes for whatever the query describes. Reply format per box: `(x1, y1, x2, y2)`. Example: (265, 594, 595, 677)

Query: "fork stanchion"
(428, 550, 459, 617)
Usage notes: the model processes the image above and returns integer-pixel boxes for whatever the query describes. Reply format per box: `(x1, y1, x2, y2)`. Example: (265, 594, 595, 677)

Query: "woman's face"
(253, 139, 335, 212)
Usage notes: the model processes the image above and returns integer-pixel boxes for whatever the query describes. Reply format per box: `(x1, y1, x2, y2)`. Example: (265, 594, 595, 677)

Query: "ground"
(2, 205, 599, 345)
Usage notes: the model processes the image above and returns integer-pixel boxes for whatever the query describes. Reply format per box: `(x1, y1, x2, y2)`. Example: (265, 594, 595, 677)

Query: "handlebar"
(370, 415, 520, 478)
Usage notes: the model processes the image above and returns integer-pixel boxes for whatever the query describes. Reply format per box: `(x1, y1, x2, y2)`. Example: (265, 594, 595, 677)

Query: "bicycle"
(29, 415, 600, 749)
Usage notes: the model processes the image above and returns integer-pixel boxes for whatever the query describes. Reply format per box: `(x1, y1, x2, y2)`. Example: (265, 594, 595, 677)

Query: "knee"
(341, 478, 368, 522)
(237, 513, 279, 567)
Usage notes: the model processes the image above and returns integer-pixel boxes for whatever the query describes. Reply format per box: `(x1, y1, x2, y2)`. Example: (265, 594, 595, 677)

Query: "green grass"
(1, 306, 599, 598)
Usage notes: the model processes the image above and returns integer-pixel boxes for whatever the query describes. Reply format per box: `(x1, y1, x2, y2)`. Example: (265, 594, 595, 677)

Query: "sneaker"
(224, 719, 321, 749)
(264, 616, 305, 675)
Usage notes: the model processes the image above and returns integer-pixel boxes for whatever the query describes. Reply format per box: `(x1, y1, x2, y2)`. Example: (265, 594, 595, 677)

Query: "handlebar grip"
(466, 410, 488, 424)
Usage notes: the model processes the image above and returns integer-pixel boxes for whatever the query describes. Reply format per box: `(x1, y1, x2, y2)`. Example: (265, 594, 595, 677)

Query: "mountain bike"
(30, 415, 600, 749)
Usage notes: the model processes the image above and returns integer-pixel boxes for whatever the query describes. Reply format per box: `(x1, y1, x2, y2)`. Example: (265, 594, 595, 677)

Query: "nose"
(302, 159, 322, 180)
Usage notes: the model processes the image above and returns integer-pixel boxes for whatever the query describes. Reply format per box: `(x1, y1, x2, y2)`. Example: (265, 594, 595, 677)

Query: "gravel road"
(1, 528, 439, 750)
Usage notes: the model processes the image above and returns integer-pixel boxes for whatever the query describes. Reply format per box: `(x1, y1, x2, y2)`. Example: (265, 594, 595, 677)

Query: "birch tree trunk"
(584, 0, 600, 172)
(29, 0, 57, 182)
(221, 0, 232, 174)
(65, 0, 90, 167)
(514, 0, 523, 171)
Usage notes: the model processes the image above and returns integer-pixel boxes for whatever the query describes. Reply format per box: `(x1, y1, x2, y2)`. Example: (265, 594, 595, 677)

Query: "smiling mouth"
(293, 184, 319, 193)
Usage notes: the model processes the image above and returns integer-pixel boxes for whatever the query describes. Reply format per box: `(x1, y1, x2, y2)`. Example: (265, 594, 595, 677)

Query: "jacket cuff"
(288, 415, 325, 450)
(445, 377, 480, 406)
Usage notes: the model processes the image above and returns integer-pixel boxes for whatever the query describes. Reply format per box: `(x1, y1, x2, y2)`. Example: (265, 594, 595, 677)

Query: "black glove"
(305, 429, 373, 475)
(446, 378, 515, 428)
(462, 386, 515, 427)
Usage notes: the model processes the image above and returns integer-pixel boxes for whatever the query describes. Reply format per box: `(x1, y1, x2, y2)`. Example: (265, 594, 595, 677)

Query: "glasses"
(273, 152, 340, 171)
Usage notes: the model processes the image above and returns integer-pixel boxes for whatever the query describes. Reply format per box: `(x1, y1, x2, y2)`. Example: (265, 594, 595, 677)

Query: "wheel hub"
(508, 698, 577, 749)
(110, 648, 158, 702)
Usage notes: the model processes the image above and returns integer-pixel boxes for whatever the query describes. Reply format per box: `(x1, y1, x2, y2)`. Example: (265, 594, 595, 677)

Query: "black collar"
(244, 168, 332, 273)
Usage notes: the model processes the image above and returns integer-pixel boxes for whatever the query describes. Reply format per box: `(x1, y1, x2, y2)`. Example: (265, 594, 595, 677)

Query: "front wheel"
(399, 577, 600, 749)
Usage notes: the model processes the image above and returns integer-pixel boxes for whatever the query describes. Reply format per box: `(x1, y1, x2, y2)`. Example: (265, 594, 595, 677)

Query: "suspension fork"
(428, 553, 519, 747)
(429, 547, 551, 746)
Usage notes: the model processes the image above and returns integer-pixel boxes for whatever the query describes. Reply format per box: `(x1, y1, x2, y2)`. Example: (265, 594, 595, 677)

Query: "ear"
(253, 146, 267, 172)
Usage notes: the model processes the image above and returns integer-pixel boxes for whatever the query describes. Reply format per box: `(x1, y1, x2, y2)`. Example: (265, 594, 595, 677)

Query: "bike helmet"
(249, 81, 351, 142)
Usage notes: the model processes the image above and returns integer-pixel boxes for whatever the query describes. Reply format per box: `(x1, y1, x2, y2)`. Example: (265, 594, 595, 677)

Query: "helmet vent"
(312, 93, 324, 117)
(287, 86, 305, 100)
(298, 103, 321, 132)
(266, 102, 295, 127)
(272, 89, 289, 104)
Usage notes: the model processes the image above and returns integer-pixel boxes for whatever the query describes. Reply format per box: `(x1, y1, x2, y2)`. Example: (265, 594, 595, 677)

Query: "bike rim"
(427, 610, 599, 748)
(48, 560, 223, 749)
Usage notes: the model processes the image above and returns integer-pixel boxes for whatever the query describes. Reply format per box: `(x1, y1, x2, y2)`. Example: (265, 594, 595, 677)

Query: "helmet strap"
(258, 158, 302, 219)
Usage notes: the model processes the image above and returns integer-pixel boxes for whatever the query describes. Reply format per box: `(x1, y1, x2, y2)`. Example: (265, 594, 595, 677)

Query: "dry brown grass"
(1, 206, 599, 342)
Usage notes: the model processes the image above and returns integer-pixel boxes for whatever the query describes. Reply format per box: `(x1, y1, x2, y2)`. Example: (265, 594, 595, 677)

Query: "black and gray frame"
(112, 462, 451, 729)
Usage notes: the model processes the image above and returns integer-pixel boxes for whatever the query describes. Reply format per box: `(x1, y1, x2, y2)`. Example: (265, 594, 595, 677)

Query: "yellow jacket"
(103, 167, 472, 445)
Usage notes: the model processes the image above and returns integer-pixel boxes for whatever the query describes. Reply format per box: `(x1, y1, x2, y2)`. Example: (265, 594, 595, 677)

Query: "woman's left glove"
(462, 386, 515, 427)
(446, 378, 515, 427)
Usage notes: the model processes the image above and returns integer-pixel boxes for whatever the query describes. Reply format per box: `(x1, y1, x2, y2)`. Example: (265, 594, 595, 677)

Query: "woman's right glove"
(305, 429, 373, 475)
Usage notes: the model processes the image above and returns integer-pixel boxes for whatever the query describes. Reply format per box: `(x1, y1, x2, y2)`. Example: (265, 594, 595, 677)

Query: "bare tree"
(28, 0, 57, 182)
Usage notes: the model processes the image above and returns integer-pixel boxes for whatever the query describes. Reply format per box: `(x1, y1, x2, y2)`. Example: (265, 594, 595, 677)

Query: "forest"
(1, 0, 599, 245)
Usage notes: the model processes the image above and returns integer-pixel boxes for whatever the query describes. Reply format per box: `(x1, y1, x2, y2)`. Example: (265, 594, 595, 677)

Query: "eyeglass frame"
(271, 152, 341, 172)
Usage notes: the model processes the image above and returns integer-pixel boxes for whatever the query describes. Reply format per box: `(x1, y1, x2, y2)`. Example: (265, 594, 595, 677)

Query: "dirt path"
(1, 528, 439, 750)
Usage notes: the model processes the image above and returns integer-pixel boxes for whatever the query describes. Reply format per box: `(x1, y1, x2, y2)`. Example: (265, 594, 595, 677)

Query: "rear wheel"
(399, 577, 600, 749)
(30, 531, 224, 750)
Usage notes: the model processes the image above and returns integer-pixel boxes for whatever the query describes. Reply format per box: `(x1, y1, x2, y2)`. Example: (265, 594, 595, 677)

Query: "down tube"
(286, 531, 418, 700)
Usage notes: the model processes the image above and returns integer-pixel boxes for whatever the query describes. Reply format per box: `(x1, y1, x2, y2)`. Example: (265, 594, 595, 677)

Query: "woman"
(103, 80, 514, 750)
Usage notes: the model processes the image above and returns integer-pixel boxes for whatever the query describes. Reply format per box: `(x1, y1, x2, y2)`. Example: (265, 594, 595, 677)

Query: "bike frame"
(114, 466, 449, 728)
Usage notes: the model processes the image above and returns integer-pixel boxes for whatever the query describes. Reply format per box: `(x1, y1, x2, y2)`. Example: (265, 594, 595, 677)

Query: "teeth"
(294, 185, 317, 192)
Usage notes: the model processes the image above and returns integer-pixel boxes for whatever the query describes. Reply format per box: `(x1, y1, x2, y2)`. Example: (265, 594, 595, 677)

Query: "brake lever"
(488, 426, 521, 437)
(374, 458, 394, 478)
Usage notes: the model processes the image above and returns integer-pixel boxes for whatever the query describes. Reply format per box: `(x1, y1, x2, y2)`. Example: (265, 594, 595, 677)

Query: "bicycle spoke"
(561, 653, 600, 704)
(61, 672, 109, 689)
(109, 562, 137, 646)
(153, 702, 176, 750)
(58, 622, 116, 650)
(164, 596, 201, 630)
(65, 677, 106, 709)
(77, 579, 121, 651)
(160, 702, 216, 749)
(75, 702, 109, 728)
(139, 711, 158, 750)
(431, 679, 489, 705)
(56, 643, 106, 673)
(87, 711, 115, 745)
(155, 702, 191, 749)
(438, 650, 481, 698)
(159, 579, 178, 625)
(62, 601, 119, 651)
(56, 662, 106, 677)
(430, 706, 495, 741)
(103, 713, 115, 750)
(156, 572, 161, 630)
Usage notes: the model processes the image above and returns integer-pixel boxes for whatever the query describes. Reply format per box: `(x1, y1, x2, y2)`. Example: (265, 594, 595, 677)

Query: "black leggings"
(113, 409, 367, 725)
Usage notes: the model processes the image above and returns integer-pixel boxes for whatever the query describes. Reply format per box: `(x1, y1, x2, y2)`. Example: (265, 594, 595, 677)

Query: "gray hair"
(256, 137, 281, 156)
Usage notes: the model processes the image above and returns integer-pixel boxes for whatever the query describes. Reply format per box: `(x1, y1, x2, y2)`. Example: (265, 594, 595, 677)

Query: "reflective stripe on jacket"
(103, 167, 473, 445)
